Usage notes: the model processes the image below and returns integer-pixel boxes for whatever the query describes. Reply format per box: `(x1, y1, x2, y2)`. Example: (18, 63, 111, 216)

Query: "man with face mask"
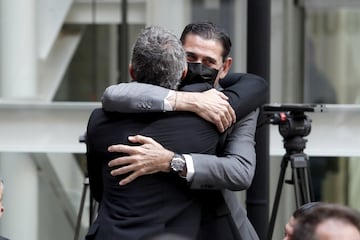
(178, 62, 218, 87)
(101, 22, 268, 240)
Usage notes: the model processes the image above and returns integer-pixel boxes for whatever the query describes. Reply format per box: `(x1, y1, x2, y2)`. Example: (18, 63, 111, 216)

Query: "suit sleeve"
(101, 74, 268, 119)
(189, 109, 259, 191)
(102, 82, 169, 112)
(220, 73, 268, 119)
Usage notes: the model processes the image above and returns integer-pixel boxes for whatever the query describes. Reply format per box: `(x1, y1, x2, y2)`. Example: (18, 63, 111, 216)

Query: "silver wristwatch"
(170, 153, 186, 173)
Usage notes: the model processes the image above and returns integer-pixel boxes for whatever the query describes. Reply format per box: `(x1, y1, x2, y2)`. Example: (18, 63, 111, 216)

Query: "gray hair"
(131, 26, 186, 90)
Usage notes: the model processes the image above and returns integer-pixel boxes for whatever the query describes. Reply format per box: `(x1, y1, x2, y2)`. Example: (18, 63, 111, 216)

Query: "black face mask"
(179, 62, 219, 88)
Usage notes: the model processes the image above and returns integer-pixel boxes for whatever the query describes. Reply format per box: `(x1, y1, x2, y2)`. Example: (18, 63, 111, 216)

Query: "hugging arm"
(103, 82, 233, 132)
(220, 73, 268, 119)
(102, 82, 169, 113)
(108, 109, 259, 190)
(103, 73, 265, 189)
(189, 109, 258, 190)
(102, 73, 268, 118)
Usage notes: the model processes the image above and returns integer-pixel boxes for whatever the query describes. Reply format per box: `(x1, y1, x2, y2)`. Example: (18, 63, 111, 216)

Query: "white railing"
(269, 104, 360, 157)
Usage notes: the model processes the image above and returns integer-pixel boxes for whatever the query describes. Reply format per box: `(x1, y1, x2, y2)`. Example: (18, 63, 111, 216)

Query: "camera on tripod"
(263, 104, 326, 240)
(262, 104, 316, 139)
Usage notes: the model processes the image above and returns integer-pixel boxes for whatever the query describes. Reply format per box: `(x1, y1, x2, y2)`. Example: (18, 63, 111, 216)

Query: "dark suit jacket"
(85, 104, 221, 239)
(0, 235, 9, 240)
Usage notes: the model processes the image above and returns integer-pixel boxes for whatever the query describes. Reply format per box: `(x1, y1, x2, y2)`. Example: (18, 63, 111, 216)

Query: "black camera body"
(262, 104, 316, 139)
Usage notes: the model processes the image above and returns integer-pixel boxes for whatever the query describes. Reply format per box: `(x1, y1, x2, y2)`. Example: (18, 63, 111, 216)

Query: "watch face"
(171, 155, 185, 173)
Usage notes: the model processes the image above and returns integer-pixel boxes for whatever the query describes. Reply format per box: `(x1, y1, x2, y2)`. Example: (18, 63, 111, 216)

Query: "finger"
(108, 158, 122, 168)
(215, 118, 226, 133)
(119, 172, 139, 185)
(228, 106, 236, 124)
(224, 106, 236, 126)
(218, 91, 229, 100)
(110, 163, 134, 176)
(108, 155, 132, 168)
(220, 114, 231, 132)
(108, 144, 133, 153)
(130, 135, 164, 149)
(128, 135, 155, 145)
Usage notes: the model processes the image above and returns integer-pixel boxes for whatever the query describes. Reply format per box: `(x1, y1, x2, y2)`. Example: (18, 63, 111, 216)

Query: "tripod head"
(262, 104, 318, 154)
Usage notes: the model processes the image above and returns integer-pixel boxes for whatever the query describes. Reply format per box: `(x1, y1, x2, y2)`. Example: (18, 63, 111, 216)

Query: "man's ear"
(219, 57, 232, 79)
(181, 67, 188, 80)
(129, 64, 136, 80)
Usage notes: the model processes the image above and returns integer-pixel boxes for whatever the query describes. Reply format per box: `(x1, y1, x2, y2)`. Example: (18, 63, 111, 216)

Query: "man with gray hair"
(129, 26, 186, 89)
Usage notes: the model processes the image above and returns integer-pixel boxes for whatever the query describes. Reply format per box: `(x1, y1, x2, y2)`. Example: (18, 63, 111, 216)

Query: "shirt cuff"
(183, 154, 194, 182)
(163, 90, 175, 111)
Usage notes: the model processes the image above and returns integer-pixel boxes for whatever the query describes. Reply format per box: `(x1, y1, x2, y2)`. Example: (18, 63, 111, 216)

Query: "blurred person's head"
(283, 202, 324, 240)
(179, 21, 232, 87)
(292, 203, 360, 240)
(130, 25, 187, 90)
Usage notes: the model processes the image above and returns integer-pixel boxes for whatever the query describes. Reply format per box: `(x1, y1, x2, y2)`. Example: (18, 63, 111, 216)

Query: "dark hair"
(292, 203, 360, 240)
(180, 21, 232, 61)
(293, 202, 324, 219)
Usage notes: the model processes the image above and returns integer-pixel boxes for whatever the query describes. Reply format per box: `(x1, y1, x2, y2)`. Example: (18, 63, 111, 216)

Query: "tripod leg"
(297, 166, 313, 203)
(74, 178, 89, 240)
(267, 155, 289, 240)
(305, 165, 314, 201)
(291, 154, 313, 207)
(293, 169, 303, 208)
